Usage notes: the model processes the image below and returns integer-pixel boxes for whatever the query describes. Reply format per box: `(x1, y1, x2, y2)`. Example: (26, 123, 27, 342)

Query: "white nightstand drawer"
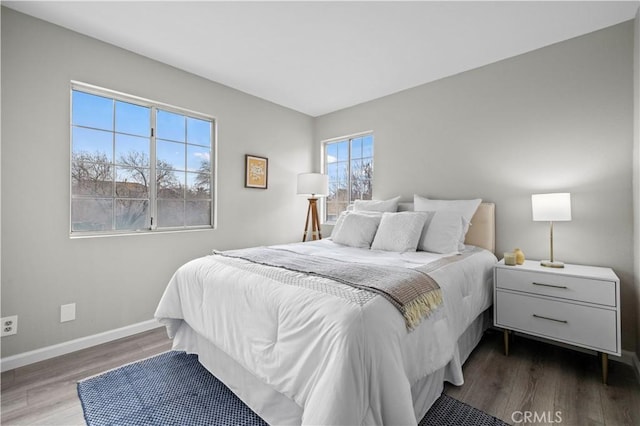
(496, 291, 618, 353)
(495, 268, 615, 307)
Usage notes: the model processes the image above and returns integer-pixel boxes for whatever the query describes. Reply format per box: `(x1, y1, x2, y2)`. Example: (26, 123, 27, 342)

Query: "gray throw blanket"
(214, 247, 464, 330)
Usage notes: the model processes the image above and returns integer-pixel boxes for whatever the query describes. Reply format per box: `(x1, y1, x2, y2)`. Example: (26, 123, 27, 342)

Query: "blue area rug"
(78, 351, 508, 426)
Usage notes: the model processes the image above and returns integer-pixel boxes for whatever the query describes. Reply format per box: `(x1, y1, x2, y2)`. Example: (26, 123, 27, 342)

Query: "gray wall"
(1, 9, 314, 357)
(316, 22, 637, 352)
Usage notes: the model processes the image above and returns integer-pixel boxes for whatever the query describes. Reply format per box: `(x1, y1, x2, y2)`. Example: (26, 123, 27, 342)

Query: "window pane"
(361, 160, 373, 186)
(326, 143, 338, 164)
(72, 127, 113, 162)
(337, 161, 348, 181)
(352, 159, 373, 181)
(326, 162, 338, 180)
(72, 91, 113, 130)
(71, 198, 112, 231)
(157, 139, 185, 170)
(158, 199, 184, 227)
(187, 145, 210, 172)
(352, 178, 372, 200)
(335, 180, 349, 203)
(186, 201, 211, 226)
(157, 170, 184, 199)
(326, 201, 349, 221)
(157, 110, 185, 142)
(350, 159, 362, 177)
(361, 179, 373, 200)
(187, 117, 211, 147)
(115, 101, 150, 136)
(351, 179, 362, 200)
(336, 141, 348, 162)
(363, 135, 373, 157)
(116, 200, 148, 230)
(351, 137, 363, 159)
(156, 140, 186, 170)
(327, 181, 339, 200)
(115, 167, 149, 198)
(327, 184, 348, 200)
(186, 172, 210, 199)
(115, 135, 149, 167)
(326, 202, 339, 222)
(72, 159, 113, 196)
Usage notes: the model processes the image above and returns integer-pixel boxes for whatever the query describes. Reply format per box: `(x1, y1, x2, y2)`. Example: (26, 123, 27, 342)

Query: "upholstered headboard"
(397, 202, 496, 253)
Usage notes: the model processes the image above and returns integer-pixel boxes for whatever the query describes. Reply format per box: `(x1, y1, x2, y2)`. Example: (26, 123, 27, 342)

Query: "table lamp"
(297, 173, 328, 242)
(531, 193, 572, 268)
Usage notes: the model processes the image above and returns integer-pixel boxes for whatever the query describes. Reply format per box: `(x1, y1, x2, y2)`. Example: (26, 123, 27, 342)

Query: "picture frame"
(245, 154, 268, 189)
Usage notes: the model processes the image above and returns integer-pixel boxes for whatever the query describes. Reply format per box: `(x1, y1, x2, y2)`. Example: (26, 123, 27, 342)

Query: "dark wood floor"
(1, 327, 639, 425)
(1, 328, 173, 425)
(446, 330, 640, 425)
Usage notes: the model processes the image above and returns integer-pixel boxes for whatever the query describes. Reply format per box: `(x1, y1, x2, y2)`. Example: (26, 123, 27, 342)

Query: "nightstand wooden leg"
(503, 329, 509, 356)
(600, 352, 608, 385)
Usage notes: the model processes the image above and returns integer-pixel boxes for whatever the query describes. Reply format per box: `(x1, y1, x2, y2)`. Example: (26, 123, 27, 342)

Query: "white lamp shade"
(297, 173, 328, 197)
(531, 193, 572, 221)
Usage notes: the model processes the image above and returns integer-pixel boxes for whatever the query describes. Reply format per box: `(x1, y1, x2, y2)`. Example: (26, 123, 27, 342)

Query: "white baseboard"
(0, 319, 162, 373)
(621, 349, 638, 368)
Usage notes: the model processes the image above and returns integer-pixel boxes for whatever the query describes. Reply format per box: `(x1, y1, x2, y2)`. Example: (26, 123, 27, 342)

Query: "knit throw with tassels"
(214, 247, 467, 330)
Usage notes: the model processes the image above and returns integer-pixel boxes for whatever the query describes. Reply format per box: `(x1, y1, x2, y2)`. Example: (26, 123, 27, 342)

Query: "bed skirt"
(169, 308, 491, 425)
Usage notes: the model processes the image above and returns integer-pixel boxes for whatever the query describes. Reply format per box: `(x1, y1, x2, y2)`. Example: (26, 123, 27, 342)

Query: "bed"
(155, 200, 496, 425)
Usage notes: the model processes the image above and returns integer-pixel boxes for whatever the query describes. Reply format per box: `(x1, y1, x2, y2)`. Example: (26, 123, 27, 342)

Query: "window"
(323, 133, 374, 221)
(70, 83, 215, 235)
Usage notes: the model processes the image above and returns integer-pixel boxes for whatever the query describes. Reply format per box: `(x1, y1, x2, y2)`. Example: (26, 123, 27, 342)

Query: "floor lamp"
(532, 193, 572, 268)
(297, 173, 328, 242)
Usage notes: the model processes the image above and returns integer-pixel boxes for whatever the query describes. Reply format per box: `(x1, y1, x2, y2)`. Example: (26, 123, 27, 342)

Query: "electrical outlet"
(60, 303, 76, 323)
(1, 315, 18, 337)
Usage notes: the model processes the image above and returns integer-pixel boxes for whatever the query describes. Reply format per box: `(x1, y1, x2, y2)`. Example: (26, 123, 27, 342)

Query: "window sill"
(69, 226, 215, 239)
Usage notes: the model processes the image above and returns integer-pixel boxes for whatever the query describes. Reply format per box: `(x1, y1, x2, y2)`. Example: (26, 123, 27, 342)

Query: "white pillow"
(418, 211, 466, 254)
(353, 196, 401, 212)
(371, 212, 429, 252)
(330, 210, 383, 239)
(414, 195, 481, 248)
(331, 213, 382, 248)
(330, 211, 349, 239)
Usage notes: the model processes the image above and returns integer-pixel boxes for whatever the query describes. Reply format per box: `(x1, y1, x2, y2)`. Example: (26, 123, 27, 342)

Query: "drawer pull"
(532, 282, 568, 289)
(533, 314, 568, 324)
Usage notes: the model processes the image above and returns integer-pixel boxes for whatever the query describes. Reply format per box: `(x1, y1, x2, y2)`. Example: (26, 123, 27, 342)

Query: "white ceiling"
(4, 1, 639, 117)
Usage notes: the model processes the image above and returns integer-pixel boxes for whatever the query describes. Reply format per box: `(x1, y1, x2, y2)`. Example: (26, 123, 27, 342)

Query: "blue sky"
(72, 90, 211, 172)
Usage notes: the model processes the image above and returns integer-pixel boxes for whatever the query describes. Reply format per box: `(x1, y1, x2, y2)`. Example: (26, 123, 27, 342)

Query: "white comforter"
(155, 240, 496, 425)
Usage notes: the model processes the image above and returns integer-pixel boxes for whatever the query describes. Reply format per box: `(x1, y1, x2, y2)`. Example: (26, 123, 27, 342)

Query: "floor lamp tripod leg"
(302, 202, 312, 242)
(311, 200, 321, 240)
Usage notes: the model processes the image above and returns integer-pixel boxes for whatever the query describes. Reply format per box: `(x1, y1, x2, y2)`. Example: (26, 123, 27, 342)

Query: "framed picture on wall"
(245, 154, 268, 189)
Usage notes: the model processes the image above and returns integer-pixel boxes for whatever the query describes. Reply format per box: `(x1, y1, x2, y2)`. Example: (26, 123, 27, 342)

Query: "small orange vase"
(514, 248, 525, 265)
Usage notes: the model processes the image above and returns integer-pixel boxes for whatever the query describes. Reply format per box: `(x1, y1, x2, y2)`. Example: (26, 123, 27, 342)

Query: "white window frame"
(69, 81, 217, 237)
(321, 131, 374, 223)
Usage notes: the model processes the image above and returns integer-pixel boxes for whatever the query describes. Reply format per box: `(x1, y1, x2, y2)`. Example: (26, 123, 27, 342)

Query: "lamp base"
(302, 198, 322, 242)
(540, 260, 565, 268)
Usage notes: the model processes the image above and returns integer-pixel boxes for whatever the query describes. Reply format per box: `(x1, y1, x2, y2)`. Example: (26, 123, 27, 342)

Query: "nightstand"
(494, 259, 620, 384)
